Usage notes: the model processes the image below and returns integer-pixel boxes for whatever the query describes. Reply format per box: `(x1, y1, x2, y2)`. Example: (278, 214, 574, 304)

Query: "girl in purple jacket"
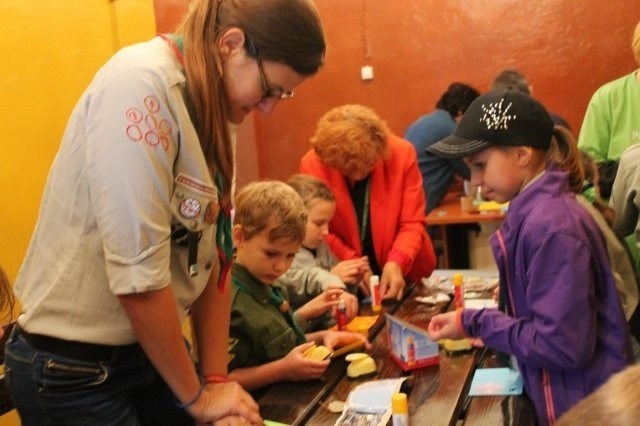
(427, 90, 632, 425)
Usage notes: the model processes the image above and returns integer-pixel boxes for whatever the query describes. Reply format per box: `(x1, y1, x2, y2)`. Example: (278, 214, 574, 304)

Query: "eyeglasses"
(256, 58, 294, 101)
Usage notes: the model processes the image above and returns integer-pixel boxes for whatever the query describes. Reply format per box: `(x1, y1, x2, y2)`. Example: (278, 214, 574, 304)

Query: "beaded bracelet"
(203, 374, 229, 384)
(176, 377, 205, 409)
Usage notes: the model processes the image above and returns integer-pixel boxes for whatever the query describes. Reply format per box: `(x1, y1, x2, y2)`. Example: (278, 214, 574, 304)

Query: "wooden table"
(257, 270, 535, 426)
(426, 193, 505, 269)
(305, 289, 476, 426)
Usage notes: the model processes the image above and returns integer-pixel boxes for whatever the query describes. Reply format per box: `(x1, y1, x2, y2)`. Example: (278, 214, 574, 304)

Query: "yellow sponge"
(345, 353, 377, 378)
(443, 338, 472, 352)
(303, 344, 332, 360)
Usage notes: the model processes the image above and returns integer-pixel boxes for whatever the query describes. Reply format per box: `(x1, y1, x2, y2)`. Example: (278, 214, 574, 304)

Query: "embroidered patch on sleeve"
(124, 95, 173, 151)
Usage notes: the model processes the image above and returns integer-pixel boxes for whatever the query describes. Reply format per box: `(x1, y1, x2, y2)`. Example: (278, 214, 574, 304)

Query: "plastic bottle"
(336, 297, 348, 331)
(453, 273, 464, 309)
(369, 275, 381, 312)
(391, 392, 409, 426)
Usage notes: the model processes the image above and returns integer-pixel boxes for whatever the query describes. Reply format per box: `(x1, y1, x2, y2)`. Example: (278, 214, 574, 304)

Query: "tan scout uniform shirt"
(15, 37, 221, 345)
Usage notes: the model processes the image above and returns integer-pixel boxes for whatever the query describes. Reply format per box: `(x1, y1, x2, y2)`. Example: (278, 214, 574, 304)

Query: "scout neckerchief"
(232, 267, 306, 344)
(159, 33, 184, 65)
(215, 173, 233, 291)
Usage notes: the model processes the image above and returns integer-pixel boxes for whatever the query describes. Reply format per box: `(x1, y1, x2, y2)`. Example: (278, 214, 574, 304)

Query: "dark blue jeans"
(5, 327, 194, 425)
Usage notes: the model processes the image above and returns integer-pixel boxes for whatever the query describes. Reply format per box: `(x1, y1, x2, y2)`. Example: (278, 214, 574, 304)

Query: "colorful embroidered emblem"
(144, 95, 161, 113)
(179, 198, 201, 219)
(479, 98, 516, 130)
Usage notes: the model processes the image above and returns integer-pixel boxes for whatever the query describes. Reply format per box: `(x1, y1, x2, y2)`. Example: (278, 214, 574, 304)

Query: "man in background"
(491, 69, 571, 131)
(404, 82, 480, 214)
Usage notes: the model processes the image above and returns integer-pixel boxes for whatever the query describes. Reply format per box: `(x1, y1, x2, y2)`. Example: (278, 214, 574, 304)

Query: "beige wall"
(0, 1, 155, 422)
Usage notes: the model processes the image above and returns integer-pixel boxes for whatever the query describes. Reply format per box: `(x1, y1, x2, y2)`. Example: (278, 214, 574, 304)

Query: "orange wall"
(1, 0, 156, 282)
(155, 0, 640, 181)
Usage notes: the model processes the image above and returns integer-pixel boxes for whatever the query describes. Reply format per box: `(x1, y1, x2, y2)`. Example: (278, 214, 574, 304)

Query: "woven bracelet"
(176, 377, 205, 409)
(203, 374, 229, 384)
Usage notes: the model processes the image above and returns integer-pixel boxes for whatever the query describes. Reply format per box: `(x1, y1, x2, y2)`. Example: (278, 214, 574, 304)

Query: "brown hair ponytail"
(180, 0, 232, 202)
(548, 125, 584, 194)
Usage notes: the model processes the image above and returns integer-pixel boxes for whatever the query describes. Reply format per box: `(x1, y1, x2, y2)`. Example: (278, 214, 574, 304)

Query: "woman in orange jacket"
(300, 104, 436, 300)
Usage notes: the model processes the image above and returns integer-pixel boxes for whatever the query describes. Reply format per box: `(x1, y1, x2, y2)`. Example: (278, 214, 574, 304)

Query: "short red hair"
(310, 104, 390, 177)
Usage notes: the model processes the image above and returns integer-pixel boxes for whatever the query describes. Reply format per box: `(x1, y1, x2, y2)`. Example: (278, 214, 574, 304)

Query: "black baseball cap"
(427, 89, 554, 159)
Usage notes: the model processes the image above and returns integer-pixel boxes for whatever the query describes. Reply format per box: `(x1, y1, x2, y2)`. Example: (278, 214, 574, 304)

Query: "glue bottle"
(453, 273, 464, 309)
(391, 392, 409, 426)
(336, 297, 348, 331)
(369, 275, 381, 312)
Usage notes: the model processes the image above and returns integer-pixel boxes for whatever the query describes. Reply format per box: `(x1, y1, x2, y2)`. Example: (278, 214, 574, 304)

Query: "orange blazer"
(300, 134, 436, 282)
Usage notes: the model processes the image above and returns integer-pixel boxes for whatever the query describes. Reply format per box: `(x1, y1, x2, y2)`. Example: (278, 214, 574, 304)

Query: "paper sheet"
(469, 368, 523, 396)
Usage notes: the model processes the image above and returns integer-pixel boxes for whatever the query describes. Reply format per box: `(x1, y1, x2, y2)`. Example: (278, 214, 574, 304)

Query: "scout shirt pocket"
(170, 173, 218, 278)
(170, 172, 219, 232)
(264, 327, 300, 361)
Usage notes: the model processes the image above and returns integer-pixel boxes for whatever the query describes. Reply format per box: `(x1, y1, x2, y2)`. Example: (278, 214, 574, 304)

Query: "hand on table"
(189, 380, 262, 425)
(380, 262, 405, 301)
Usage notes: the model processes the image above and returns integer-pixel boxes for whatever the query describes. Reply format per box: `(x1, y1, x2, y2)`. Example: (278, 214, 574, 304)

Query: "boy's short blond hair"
(286, 174, 335, 209)
(234, 180, 307, 242)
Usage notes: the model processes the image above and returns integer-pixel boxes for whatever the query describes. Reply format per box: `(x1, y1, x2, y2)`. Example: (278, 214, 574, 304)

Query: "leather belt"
(17, 326, 140, 363)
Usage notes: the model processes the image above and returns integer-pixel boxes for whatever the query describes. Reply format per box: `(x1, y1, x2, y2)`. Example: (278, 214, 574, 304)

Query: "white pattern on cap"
(426, 89, 553, 159)
(480, 98, 516, 130)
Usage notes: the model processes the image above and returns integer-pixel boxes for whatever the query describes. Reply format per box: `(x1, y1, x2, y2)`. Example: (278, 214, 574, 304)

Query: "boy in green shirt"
(228, 181, 368, 391)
